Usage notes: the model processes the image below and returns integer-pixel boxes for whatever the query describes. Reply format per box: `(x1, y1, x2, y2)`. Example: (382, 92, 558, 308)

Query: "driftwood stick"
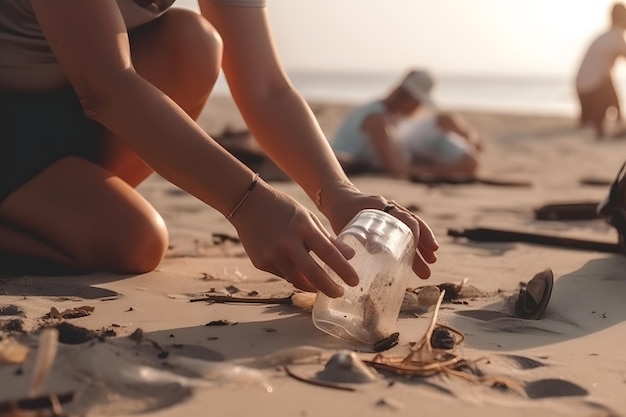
(190, 294, 294, 304)
(447, 227, 623, 254)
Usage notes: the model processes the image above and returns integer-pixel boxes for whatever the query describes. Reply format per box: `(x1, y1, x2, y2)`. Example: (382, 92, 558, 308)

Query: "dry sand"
(2, 95, 626, 416)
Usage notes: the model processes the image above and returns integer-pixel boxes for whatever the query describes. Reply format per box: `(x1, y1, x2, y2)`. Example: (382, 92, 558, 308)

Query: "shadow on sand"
(449, 255, 626, 351)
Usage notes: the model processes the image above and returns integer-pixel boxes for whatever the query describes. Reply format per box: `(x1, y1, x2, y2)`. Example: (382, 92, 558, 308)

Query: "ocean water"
(212, 70, 626, 118)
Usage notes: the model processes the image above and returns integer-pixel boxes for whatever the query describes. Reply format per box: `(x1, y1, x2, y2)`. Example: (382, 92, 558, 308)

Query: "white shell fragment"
(314, 350, 378, 384)
(291, 292, 316, 311)
(0, 338, 29, 365)
(28, 328, 59, 397)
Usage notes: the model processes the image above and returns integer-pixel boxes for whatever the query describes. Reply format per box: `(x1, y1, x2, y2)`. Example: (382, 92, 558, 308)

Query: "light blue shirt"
(331, 100, 387, 168)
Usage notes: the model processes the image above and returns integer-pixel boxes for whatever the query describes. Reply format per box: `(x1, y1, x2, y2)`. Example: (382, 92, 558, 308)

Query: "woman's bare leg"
(0, 9, 221, 273)
(0, 157, 169, 273)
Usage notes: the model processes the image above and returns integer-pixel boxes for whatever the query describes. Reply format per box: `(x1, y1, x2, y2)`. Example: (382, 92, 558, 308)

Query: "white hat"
(400, 69, 434, 104)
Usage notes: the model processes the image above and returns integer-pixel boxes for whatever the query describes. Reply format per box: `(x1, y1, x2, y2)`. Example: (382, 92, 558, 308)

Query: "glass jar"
(312, 209, 415, 345)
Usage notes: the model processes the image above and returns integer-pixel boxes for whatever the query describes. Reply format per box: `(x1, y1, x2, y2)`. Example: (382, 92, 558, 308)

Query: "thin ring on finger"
(386, 200, 422, 223)
(383, 200, 423, 243)
(382, 203, 397, 213)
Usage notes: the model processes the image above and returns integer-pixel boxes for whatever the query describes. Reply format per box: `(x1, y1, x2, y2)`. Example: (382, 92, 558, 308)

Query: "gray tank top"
(0, 0, 266, 92)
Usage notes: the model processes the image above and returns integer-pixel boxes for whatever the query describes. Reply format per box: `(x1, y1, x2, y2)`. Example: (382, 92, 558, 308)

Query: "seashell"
(438, 277, 469, 299)
(291, 292, 316, 311)
(401, 286, 441, 312)
(416, 286, 441, 307)
(315, 350, 378, 383)
(285, 350, 378, 390)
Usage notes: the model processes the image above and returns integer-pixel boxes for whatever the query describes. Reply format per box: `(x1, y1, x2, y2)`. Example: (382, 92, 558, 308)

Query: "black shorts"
(0, 88, 104, 202)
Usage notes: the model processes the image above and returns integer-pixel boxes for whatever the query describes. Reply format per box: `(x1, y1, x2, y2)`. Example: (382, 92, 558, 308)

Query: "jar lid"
(340, 209, 414, 258)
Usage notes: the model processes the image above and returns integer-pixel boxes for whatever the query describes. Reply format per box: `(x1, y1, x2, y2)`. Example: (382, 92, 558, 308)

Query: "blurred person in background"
(575, 2, 626, 139)
(331, 69, 481, 182)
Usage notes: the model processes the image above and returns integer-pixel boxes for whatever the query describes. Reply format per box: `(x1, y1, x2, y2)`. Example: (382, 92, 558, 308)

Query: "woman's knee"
(99, 206, 169, 273)
(165, 9, 222, 77)
(109, 210, 169, 274)
(132, 8, 223, 101)
(74, 195, 169, 274)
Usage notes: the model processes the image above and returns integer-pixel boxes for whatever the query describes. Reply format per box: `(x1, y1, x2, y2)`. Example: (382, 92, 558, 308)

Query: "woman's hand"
(228, 180, 359, 298)
(318, 183, 439, 279)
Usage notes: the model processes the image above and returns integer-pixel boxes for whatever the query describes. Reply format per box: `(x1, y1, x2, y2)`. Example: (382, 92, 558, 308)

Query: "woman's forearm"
(84, 72, 255, 216)
(234, 86, 351, 202)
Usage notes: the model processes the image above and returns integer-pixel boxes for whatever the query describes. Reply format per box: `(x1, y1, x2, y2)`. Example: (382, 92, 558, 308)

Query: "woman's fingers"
(306, 229, 359, 288)
(310, 213, 356, 260)
(411, 252, 433, 280)
(417, 216, 439, 262)
(383, 201, 438, 279)
(268, 215, 359, 298)
(279, 266, 318, 294)
(292, 253, 344, 298)
(230, 187, 358, 298)
(277, 245, 352, 298)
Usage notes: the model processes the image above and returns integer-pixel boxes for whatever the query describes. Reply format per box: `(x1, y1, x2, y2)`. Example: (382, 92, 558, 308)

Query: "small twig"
(0, 392, 74, 414)
(423, 290, 446, 352)
(190, 294, 294, 304)
(363, 291, 526, 391)
(406, 289, 446, 360)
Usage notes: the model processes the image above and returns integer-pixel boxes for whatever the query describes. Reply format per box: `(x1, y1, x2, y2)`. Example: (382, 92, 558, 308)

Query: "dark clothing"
(0, 88, 103, 202)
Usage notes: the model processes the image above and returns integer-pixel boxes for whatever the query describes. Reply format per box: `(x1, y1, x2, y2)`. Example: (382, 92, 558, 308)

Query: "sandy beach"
(2, 94, 626, 416)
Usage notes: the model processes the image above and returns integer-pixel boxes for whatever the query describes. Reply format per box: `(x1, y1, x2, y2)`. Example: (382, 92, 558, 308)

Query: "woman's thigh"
(0, 9, 220, 272)
(0, 157, 168, 273)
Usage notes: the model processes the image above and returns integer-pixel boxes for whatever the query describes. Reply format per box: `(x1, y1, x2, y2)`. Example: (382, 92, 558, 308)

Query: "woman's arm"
(31, 0, 252, 216)
(198, 2, 350, 202)
(200, 2, 438, 277)
(361, 113, 410, 179)
(30, 0, 360, 296)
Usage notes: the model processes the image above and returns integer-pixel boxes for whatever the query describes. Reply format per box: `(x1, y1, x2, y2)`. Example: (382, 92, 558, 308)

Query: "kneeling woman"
(0, 0, 439, 297)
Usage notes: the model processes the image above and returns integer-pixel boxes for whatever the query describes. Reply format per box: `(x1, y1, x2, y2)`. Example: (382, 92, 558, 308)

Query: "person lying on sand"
(0, 1, 439, 297)
(395, 111, 481, 182)
(330, 69, 481, 182)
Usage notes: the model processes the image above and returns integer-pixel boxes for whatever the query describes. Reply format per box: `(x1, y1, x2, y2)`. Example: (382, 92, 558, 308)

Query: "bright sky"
(177, 0, 624, 77)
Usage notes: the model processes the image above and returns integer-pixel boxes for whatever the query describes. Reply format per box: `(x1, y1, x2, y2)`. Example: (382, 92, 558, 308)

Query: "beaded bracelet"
(227, 173, 260, 220)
